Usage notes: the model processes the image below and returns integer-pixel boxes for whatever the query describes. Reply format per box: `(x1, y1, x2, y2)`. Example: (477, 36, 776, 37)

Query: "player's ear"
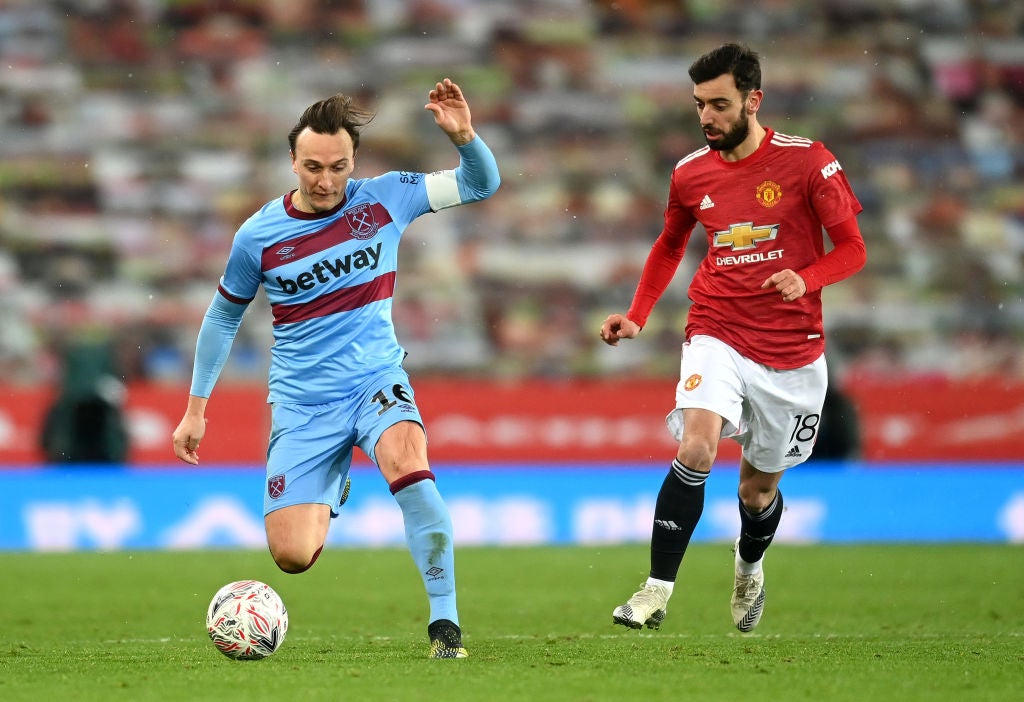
(746, 89, 763, 114)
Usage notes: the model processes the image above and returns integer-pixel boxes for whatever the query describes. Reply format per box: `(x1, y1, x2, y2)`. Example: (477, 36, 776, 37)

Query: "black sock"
(737, 489, 783, 563)
(649, 459, 709, 582)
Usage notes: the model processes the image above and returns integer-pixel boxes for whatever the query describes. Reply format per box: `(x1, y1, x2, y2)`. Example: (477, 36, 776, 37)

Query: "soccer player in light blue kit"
(172, 78, 499, 658)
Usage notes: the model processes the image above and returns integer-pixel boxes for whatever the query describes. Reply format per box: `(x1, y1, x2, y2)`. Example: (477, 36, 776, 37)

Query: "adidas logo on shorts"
(785, 445, 801, 458)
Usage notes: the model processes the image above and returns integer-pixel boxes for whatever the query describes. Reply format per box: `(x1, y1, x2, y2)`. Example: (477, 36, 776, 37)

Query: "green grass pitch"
(1, 544, 1021, 701)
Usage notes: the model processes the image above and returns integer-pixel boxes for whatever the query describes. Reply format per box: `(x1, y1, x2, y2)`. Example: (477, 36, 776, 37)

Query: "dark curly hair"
(688, 43, 761, 94)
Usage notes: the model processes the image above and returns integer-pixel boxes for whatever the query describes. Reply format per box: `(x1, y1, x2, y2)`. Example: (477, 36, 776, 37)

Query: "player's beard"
(704, 111, 751, 152)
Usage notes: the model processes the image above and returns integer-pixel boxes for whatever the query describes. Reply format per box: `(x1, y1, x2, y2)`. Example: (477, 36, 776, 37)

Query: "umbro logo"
(277, 246, 296, 260)
(699, 194, 715, 210)
(785, 445, 801, 458)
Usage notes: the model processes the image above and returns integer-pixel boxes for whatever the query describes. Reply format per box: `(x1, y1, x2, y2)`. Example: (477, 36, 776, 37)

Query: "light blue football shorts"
(262, 367, 424, 517)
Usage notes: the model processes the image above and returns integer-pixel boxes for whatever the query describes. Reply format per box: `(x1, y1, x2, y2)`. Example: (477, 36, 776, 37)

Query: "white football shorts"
(666, 334, 827, 472)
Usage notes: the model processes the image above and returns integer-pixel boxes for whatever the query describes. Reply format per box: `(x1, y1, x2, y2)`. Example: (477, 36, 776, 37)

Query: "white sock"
(735, 550, 763, 576)
(646, 576, 675, 596)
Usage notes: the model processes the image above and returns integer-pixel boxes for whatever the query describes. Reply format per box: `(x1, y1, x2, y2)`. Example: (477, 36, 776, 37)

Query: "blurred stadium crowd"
(1, 0, 1022, 389)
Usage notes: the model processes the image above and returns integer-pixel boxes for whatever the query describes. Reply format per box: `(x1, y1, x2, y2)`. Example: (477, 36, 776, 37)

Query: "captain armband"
(425, 170, 462, 211)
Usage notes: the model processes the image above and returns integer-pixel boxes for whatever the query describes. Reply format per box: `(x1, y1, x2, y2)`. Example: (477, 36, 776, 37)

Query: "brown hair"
(688, 43, 761, 93)
(287, 94, 375, 153)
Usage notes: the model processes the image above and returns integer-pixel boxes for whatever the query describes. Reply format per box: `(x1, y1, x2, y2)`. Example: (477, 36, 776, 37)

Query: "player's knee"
(271, 544, 323, 574)
(676, 438, 716, 473)
(738, 484, 776, 514)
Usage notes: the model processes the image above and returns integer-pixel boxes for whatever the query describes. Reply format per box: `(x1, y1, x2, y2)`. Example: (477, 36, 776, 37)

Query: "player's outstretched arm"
(424, 78, 476, 146)
(600, 314, 641, 347)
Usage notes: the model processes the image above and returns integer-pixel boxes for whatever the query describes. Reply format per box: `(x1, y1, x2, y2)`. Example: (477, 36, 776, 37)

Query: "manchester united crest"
(755, 180, 783, 208)
(344, 203, 380, 240)
(683, 374, 702, 391)
(268, 474, 286, 500)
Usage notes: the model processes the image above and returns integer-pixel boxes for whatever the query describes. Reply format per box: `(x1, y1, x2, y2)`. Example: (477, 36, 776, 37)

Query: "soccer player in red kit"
(600, 43, 866, 633)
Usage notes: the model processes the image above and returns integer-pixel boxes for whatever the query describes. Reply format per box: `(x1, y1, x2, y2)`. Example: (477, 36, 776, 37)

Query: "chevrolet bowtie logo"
(713, 222, 779, 251)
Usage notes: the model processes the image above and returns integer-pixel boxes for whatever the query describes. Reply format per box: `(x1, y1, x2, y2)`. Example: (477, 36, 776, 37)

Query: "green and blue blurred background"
(1, 0, 1023, 550)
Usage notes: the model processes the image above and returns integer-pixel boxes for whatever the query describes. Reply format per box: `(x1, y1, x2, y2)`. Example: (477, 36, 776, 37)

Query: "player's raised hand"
(600, 313, 641, 346)
(425, 78, 475, 145)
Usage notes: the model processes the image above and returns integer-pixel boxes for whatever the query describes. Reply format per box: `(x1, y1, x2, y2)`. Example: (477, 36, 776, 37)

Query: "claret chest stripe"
(260, 202, 393, 272)
(271, 270, 397, 325)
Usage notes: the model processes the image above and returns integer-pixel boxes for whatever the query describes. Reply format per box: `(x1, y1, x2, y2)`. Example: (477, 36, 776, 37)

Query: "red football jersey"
(630, 128, 863, 369)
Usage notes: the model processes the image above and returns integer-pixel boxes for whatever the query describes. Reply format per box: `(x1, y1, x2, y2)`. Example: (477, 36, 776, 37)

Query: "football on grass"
(206, 580, 288, 660)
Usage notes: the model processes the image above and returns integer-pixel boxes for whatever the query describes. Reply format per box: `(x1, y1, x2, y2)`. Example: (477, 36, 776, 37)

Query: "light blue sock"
(393, 478, 459, 625)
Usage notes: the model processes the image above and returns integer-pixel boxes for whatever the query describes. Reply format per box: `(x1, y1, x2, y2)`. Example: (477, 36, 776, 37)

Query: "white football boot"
(731, 538, 766, 632)
(612, 582, 670, 630)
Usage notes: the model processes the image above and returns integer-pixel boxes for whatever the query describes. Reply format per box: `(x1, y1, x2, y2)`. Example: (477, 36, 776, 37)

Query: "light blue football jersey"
(218, 171, 432, 403)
